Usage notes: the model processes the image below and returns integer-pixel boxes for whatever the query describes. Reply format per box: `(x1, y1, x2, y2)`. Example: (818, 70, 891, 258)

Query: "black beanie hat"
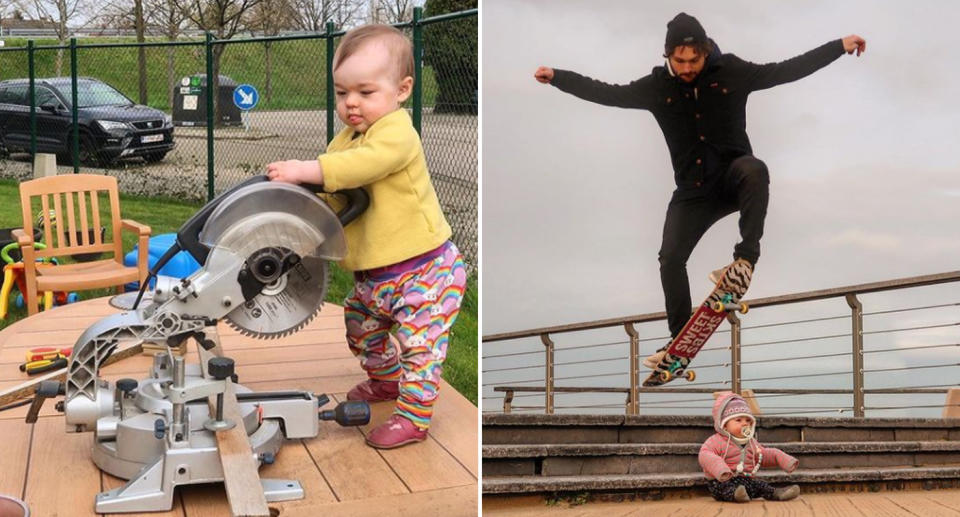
(665, 12, 707, 54)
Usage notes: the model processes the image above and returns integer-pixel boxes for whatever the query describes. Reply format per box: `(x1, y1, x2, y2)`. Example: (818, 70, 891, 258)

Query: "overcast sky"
(481, 1, 960, 416)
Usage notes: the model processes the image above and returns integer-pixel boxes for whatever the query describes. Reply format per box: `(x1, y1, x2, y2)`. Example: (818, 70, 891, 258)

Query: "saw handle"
(298, 182, 369, 227)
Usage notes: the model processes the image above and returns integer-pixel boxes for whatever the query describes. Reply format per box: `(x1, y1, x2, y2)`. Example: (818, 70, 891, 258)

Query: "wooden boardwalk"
(484, 491, 960, 516)
(0, 298, 478, 517)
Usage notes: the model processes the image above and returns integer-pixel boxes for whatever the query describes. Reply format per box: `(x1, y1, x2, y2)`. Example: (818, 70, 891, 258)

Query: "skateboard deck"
(643, 260, 752, 387)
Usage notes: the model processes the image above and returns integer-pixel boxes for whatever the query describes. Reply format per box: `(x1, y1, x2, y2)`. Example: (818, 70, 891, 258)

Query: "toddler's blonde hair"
(333, 24, 414, 82)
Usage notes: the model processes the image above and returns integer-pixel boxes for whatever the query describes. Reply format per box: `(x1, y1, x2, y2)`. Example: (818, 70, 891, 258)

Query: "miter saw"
(24, 176, 371, 513)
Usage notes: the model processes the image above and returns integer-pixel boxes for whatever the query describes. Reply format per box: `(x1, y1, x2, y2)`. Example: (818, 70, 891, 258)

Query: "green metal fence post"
(28, 40, 36, 158)
(325, 21, 335, 144)
(206, 32, 214, 201)
(70, 37, 79, 173)
(412, 6, 423, 135)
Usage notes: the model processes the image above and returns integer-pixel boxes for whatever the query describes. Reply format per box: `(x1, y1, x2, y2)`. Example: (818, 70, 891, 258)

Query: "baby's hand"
(265, 159, 323, 185)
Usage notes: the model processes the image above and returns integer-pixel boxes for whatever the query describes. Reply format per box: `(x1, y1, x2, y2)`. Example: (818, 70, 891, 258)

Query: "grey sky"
(481, 1, 960, 416)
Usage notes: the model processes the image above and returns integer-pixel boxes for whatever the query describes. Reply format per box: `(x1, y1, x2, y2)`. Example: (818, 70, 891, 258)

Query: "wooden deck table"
(0, 297, 478, 517)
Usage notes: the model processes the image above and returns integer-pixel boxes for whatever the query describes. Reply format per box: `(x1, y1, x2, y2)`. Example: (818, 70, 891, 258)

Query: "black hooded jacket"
(551, 39, 845, 195)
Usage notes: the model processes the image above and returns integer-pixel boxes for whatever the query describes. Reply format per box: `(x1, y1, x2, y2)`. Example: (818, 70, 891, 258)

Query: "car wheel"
(78, 134, 106, 167)
(144, 151, 168, 163)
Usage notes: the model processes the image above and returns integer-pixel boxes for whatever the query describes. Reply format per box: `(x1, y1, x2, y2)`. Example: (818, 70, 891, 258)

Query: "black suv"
(0, 77, 175, 166)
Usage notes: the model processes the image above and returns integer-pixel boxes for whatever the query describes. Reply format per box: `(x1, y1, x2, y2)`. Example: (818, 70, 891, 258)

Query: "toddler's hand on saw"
(266, 159, 324, 186)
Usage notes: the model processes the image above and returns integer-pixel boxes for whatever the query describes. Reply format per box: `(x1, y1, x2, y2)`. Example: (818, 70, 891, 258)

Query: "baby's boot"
(366, 414, 427, 449)
(772, 484, 800, 501)
(733, 485, 750, 503)
(347, 379, 400, 402)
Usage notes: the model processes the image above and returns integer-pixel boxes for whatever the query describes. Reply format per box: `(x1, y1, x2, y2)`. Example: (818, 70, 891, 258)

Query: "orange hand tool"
(24, 347, 72, 362)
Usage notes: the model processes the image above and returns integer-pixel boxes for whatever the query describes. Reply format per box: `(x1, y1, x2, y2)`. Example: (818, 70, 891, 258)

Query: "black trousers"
(659, 156, 769, 337)
(707, 476, 777, 501)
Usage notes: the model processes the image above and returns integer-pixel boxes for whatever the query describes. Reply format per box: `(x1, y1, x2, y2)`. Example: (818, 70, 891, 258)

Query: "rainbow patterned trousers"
(344, 242, 467, 429)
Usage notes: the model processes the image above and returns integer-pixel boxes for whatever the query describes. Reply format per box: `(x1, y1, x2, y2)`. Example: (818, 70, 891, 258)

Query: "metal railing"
(0, 8, 477, 267)
(482, 271, 960, 418)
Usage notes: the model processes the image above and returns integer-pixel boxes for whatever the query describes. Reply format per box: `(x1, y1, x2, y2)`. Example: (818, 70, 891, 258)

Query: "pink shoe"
(366, 414, 427, 449)
(347, 379, 400, 402)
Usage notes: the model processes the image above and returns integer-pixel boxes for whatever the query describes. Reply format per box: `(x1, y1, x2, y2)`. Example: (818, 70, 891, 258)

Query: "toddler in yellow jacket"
(266, 24, 467, 449)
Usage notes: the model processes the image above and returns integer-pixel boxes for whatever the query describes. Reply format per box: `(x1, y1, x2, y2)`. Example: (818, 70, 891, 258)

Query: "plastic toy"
(0, 241, 76, 319)
(123, 233, 201, 291)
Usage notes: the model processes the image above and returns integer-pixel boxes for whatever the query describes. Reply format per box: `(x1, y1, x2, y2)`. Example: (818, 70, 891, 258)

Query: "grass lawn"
(0, 178, 477, 405)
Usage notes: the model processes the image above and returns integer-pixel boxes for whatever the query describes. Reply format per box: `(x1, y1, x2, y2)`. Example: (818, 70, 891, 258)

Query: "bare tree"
(173, 0, 261, 123)
(246, 0, 296, 102)
(373, 0, 411, 24)
(152, 0, 189, 112)
(22, 0, 88, 75)
(291, 0, 362, 32)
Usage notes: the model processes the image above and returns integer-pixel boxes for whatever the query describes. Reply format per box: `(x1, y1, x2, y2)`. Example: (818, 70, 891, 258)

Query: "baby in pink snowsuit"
(699, 392, 800, 502)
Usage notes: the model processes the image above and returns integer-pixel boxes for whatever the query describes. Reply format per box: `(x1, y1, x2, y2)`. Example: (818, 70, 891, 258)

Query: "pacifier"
(742, 425, 754, 439)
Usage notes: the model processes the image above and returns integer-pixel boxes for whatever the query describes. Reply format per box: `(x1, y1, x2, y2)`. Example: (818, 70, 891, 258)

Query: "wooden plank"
(847, 492, 923, 517)
(880, 491, 960, 517)
(428, 384, 479, 477)
(0, 314, 106, 335)
(23, 416, 102, 516)
(302, 399, 408, 501)
(0, 419, 31, 498)
(198, 340, 271, 517)
(182, 441, 340, 517)
(360, 396, 476, 492)
(279, 483, 477, 517)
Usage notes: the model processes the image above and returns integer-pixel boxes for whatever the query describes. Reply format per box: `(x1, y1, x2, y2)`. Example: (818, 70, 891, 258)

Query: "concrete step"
(483, 414, 960, 445)
(484, 441, 960, 477)
(482, 465, 960, 495)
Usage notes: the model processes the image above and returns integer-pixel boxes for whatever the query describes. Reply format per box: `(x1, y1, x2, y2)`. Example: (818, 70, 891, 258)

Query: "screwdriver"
(19, 356, 69, 375)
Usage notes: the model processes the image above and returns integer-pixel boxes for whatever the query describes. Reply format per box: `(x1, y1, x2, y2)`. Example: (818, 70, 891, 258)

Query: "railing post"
(624, 323, 639, 415)
(541, 333, 554, 414)
(411, 6, 423, 135)
(846, 293, 865, 417)
(70, 37, 79, 174)
(727, 312, 742, 393)
(325, 21, 335, 144)
(205, 32, 215, 201)
(28, 40, 36, 159)
(502, 390, 513, 414)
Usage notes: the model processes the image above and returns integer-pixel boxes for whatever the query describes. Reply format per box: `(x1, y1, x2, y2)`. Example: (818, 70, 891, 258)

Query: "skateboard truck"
(712, 293, 749, 314)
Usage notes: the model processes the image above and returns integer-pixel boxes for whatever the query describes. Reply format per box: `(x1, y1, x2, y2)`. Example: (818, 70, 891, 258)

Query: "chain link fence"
(0, 8, 477, 266)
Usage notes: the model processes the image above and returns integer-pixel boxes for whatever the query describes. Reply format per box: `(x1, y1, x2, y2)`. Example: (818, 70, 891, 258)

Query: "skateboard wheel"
(740, 303, 749, 314)
(685, 370, 696, 382)
(67, 293, 79, 304)
(712, 301, 724, 312)
(659, 370, 672, 382)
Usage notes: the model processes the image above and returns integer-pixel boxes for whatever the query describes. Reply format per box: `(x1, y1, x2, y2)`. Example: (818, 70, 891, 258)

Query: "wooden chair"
(12, 174, 150, 315)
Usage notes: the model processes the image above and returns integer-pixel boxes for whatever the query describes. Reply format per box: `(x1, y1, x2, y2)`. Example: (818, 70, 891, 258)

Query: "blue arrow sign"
(233, 84, 259, 110)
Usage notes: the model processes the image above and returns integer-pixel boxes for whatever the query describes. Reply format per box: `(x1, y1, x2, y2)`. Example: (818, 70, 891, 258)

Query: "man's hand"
(534, 66, 555, 84)
(266, 159, 323, 185)
(842, 35, 866, 56)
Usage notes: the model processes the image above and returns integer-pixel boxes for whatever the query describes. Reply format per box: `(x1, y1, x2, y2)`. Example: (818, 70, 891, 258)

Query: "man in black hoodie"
(535, 13, 865, 367)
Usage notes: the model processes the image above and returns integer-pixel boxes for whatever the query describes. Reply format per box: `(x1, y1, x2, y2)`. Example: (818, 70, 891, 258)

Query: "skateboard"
(643, 260, 753, 387)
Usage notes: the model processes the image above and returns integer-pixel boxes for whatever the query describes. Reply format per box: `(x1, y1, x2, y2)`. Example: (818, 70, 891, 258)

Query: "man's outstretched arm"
(744, 34, 866, 91)
(535, 65, 656, 110)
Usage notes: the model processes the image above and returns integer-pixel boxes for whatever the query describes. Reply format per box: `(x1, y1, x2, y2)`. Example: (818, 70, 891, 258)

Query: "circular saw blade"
(225, 256, 329, 339)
